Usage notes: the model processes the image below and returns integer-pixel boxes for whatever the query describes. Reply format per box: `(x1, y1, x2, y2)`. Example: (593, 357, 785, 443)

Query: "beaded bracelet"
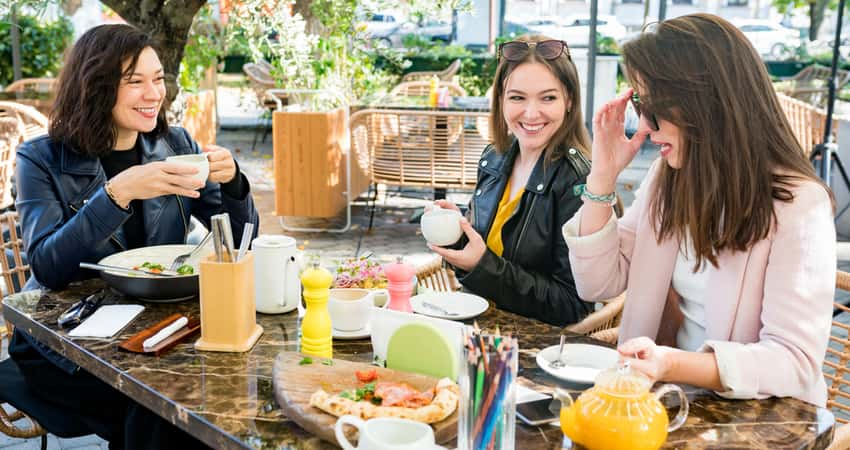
(104, 180, 130, 211)
(573, 184, 617, 206)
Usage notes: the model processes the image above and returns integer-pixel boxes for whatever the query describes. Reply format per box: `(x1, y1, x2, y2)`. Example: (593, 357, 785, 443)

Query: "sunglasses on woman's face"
(498, 40, 570, 62)
(630, 92, 660, 131)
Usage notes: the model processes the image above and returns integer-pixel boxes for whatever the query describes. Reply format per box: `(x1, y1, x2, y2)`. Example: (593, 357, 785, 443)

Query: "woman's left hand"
(617, 337, 679, 383)
(428, 218, 486, 272)
(202, 145, 237, 184)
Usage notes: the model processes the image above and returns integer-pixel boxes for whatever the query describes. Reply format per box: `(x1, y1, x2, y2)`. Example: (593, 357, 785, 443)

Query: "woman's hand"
(427, 217, 486, 272)
(617, 336, 678, 383)
(431, 200, 461, 213)
(203, 145, 237, 184)
(108, 162, 205, 207)
(588, 89, 650, 193)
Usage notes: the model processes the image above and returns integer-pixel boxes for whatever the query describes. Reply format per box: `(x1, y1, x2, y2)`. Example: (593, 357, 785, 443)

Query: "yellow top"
(486, 180, 524, 257)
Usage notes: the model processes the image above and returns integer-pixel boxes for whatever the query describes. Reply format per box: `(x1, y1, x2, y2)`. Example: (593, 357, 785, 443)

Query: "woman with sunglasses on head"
(428, 36, 596, 326)
(562, 13, 835, 406)
(9, 24, 258, 449)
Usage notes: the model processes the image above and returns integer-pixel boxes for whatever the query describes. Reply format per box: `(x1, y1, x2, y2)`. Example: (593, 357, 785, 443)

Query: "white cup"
(420, 206, 463, 246)
(165, 154, 209, 184)
(329, 288, 388, 332)
(335, 416, 438, 450)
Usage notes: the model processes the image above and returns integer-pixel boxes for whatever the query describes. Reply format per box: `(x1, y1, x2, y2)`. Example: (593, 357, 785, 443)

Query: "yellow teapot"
(554, 361, 689, 450)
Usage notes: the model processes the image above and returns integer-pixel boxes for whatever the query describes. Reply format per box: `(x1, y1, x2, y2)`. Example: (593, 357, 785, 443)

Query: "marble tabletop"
(3, 279, 835, 449)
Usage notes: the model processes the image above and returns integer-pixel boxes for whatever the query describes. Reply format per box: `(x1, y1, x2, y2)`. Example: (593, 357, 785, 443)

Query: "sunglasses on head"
(498, 40, 570, 62)
(630, 92, 659, 131)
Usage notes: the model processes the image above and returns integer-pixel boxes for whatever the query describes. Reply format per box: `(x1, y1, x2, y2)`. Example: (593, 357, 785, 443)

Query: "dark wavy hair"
(622, 13, 831, 269)
(49, 24, 168, 157)
(489, 34, 591, 160)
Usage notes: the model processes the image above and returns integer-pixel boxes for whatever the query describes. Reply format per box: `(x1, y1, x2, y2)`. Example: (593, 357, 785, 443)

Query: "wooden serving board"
(272, 351, 458, 447)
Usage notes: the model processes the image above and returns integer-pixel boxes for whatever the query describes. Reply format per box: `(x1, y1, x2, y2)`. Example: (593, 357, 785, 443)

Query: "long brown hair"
(49, 24, 168, 158)
(622, 13, 830, 269)
(490, 35, 591, 160)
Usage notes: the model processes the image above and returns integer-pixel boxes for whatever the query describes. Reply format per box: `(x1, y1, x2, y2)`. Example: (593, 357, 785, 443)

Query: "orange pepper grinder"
(300, 263, 333, 358)
(385, 256, 415, 313)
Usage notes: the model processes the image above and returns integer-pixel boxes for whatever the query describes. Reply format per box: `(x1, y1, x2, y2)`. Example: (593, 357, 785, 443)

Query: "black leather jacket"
(16, 127, 258, 290)
(12, 127, 259, 374)
(454, 141, 594, 326)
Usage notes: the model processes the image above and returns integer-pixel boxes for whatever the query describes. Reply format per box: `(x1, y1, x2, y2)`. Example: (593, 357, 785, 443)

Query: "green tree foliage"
(0, 14, 73, 85)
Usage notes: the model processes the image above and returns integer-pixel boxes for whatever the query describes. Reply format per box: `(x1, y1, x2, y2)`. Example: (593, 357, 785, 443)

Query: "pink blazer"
(563, 161, 836, 406)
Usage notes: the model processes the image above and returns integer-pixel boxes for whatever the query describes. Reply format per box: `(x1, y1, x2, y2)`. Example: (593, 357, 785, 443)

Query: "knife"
(80, 262, 179, 277)
(421, 301, 460, 316)
(142, 316, 188, 350)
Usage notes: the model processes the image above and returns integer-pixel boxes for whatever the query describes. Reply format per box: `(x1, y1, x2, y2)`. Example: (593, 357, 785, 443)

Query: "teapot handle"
(551, 388, 574, 413)
(653, 384, 689, 432)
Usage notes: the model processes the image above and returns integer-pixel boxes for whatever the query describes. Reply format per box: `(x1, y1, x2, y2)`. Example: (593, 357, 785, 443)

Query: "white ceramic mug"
(165, 154, 209, 184)
(329, 288, 388, 332)
(420, 206, 463, 246)
(252, 235, 300, 314)
(335, 416, 438, 450)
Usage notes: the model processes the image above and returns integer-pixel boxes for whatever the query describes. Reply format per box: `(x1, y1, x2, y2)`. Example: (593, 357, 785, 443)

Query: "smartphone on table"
(516, 396, 560, 426)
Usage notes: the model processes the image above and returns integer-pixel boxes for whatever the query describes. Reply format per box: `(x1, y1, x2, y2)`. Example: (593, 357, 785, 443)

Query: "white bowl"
(420, 208, 463, 246)
(165, 154, 209, 184)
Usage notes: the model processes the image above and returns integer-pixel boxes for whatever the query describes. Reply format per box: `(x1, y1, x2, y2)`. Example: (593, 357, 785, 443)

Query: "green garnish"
(176, 264, 194, 275)
(298, 357, 313, 365)
(322, 360, 334, 366)
(339, 391, 354, 400)
(140, 262, 166, 271)
(370, 396, 382, 405)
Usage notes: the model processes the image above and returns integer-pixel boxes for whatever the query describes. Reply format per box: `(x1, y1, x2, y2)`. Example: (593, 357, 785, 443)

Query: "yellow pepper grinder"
(300, 262, 333, 358)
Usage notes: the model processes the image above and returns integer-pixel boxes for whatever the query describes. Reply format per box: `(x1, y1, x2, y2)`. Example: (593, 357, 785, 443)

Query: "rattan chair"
(415, 256, 461, 292)
(390, 80, 467, 98)
(564, 293, 625, 345)
(3, 78, 57, 95)
(242, 63, 278, 150)
(0, 102, 47, 142)
(350, 108, 488, 190)
(0, 118, 22, 211)
(825, 271, 850, 449)
(401, 59, 462, 83)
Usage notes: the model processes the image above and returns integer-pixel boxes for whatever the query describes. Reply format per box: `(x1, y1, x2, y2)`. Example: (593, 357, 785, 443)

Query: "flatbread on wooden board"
(309, 378, 459, 423)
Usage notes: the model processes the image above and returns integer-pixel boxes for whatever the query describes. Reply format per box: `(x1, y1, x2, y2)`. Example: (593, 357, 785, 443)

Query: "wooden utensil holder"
(195, 252, 263, 352)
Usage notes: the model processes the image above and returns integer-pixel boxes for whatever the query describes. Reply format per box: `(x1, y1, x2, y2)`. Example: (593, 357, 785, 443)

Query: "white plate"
(332, 323, 371, 340)
(410, 292, 489, 320)
(99, 244, 201, 278)
(536, 343, 619, 384)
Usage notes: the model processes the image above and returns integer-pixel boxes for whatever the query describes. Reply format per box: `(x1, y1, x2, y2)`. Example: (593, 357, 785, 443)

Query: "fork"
(549, 335, 566, 369)
(421, 301, 460, 316)
(169, 232, 213, 271)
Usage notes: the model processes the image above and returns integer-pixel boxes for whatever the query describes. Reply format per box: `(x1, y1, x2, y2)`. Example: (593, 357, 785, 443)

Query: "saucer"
(332, 323, 371, 340)
(536, 343, 619, 384)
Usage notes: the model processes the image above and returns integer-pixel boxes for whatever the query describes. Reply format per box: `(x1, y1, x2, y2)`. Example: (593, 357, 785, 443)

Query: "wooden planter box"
(273, 107, 370, 218)
(181, 89, 217, 148)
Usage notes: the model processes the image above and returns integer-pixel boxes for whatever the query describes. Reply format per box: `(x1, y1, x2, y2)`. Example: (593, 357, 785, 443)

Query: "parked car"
(521, 14, 626, 48)
(732, 18, 801, 59)
(367, 18, 452, 48)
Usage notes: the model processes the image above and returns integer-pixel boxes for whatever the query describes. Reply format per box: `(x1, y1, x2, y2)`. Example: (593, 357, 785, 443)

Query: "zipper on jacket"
(512, 195, 537, 258)
(69, 203, 126, 251)
(174, 195, 189, 239)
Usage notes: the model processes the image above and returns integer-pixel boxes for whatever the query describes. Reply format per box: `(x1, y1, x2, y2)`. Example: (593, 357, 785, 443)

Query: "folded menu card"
(69, 304, 145, 338)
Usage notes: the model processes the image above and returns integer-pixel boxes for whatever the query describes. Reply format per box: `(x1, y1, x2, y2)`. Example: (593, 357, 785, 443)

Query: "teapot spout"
(553, 389, 581, 445)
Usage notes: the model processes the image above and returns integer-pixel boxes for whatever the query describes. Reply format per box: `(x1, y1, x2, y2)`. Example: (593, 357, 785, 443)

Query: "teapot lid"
(594, 360, 652, 396)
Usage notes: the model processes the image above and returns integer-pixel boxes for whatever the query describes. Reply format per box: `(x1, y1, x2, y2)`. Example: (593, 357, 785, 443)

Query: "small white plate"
(332, 323, 371, 340)
(536, 343, 619, 384)
(410, 292, 489, 320)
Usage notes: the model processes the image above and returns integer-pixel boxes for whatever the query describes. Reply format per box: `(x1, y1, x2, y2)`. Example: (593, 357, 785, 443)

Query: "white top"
(672, 237, 710, 352)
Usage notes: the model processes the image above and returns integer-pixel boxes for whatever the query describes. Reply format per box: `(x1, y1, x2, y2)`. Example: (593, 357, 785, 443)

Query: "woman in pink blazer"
(562, 13, 835, 406)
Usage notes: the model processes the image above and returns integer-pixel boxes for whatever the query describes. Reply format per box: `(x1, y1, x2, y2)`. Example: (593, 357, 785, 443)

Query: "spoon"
(549, 335, 566, 369)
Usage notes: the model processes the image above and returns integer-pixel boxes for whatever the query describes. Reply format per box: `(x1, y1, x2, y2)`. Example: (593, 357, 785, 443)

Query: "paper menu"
(69, 304, 145, 338)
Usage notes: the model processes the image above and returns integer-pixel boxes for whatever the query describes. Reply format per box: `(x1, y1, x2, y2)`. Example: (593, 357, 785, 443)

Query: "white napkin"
(516, 385, 549, 404)
(69, 304, 145, 338)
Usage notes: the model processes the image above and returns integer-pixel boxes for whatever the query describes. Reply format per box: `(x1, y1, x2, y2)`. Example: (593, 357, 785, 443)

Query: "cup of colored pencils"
(458, 324, 518, 450)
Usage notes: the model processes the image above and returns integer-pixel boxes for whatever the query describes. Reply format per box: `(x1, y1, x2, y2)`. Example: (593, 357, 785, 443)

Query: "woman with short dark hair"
(429, 35, 595, 326)
(10, 24, 258, 449)
(563, 13, 835, 405)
